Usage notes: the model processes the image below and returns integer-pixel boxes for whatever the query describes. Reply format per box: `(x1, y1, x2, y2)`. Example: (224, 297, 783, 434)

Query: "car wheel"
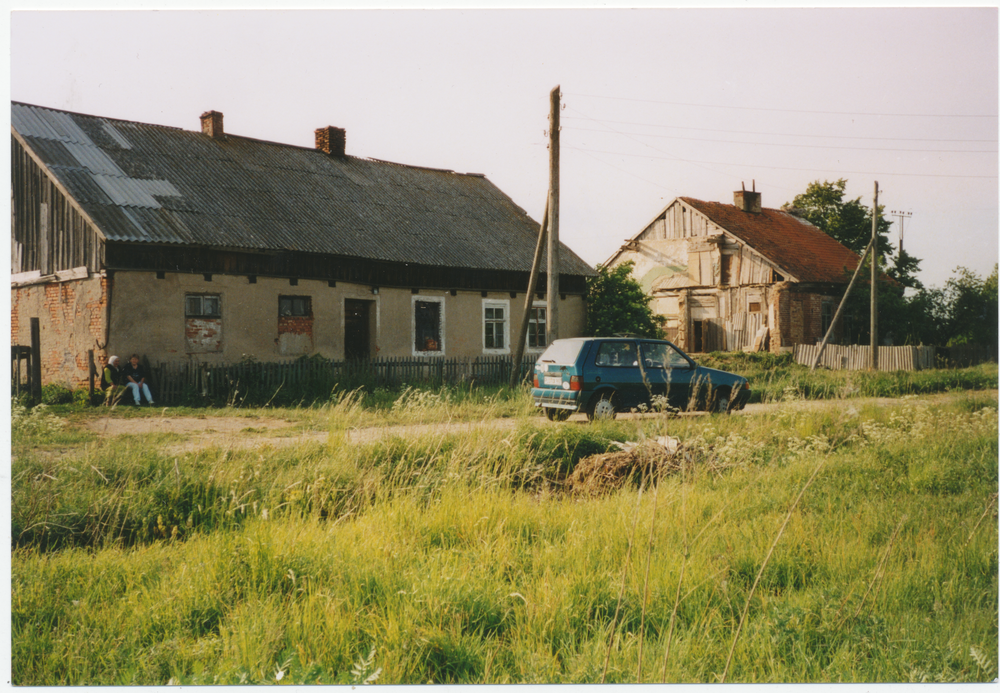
(545, 407, 572, 422)
(712, 388, 732, 415)
(588, 392, 617, 422)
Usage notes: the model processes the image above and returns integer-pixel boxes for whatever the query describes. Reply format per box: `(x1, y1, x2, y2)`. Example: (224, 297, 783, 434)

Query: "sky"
(7, 6, 999, 290)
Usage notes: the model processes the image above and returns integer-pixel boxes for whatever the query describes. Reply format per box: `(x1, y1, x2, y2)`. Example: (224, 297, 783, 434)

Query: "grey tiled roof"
(12, 102, 593, 276)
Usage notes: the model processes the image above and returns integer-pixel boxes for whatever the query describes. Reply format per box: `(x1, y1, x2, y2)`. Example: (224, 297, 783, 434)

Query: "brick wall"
(277, 316, 314, 337)
(11, 275, 107, 389)
(770, 284, 840, 352)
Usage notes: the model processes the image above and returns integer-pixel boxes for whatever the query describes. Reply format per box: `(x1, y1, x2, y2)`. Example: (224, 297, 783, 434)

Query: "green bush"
(40, 384, 73, 405)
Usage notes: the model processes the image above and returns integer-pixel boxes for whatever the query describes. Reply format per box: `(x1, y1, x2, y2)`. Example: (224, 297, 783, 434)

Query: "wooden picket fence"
(794, 344, 937, 372)
(148, 355, 539, 406)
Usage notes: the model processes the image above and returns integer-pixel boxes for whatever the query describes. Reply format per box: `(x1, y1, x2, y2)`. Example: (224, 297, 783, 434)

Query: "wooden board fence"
(794, 344, 936, 372)
(149, 355, 538, 406)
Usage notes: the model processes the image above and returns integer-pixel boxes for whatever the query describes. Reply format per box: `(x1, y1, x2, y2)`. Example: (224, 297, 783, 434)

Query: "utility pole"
(871, 181, 879, 371)
(509, 203, 548, 389)
(890, 210, 911, 255)
(546, 85, 560, 346)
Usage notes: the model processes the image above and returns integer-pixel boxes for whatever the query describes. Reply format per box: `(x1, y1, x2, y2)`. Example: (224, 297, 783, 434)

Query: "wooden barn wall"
(717, 285, 768, 352)
(11, 136, 104, 275)
(640, 201, 725, 241)
(639, 205, 774, 287)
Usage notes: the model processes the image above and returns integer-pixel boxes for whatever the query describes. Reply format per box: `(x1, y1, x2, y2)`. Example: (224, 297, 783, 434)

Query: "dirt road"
(80, 390, 996, 455)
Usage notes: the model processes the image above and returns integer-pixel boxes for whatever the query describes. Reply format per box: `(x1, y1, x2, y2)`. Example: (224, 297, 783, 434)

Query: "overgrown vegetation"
(784, 178, 998, 351)
(11, 377, 998, 684)
(696, 354, 996, 404)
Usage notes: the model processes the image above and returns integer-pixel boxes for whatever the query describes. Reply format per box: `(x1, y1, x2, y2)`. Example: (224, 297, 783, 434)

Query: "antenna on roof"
(741, 181, 746, 192)
(753, 179, 756, 192)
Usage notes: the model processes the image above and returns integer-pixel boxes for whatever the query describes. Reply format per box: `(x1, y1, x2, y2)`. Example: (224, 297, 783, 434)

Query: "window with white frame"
(527, 303, 547, 349)
(413, 296, 444, 354)
(483, 299, 510, 353)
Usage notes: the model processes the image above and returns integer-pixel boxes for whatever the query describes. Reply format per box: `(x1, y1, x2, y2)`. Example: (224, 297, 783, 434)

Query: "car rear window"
(594, 341, 639, 367)
(538, 340, 586, 365)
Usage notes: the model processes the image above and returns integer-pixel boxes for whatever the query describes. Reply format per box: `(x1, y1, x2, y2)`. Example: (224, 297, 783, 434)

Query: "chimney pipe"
(315, 126, 346, 156)
(200, 111, 225, 139)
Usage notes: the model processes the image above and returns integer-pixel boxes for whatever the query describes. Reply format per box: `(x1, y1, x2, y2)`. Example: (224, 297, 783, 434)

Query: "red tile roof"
(680, 197, 862, 284)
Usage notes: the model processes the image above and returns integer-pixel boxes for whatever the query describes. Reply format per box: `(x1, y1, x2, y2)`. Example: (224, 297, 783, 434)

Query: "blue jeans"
(126, 381, 153, 404)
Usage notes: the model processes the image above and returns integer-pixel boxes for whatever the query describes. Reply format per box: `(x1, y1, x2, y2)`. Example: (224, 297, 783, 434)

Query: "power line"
(565, 92, 998, 119)
(562, 145, 998, 179)
(563, 125, 997, 154)
(561, 116, 999, 144)
(566, 144, 804, 196)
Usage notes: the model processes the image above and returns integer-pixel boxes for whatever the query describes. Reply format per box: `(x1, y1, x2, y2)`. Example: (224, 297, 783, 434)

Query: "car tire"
(588, 392, 617, 422)
(711, 388, 732, 415)
(545, 408, 572, 422)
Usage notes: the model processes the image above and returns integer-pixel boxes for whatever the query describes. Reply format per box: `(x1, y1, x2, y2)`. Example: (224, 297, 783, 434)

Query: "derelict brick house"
(11, 102, 593, 388)
(605, 188, 864, 353)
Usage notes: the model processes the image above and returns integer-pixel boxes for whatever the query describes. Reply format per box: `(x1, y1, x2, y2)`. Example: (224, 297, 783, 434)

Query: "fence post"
(29, 318, 42, 405)
(88, 349, 96, 401)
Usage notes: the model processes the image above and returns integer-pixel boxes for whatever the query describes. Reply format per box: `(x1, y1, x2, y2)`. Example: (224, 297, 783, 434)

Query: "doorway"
(344, 299, 374, 360)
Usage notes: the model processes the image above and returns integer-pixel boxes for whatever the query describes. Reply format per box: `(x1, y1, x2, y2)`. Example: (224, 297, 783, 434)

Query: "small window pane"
(528, 307, 546, 348)
(279, 296, 311, 317)
(415, 301, 441, 352)
(186, 294, 221, 318)
(484, 304, 506, 350)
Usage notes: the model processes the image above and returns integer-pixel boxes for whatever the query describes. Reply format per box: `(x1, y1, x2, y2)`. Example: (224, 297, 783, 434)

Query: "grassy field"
(10, 364, 999, 684)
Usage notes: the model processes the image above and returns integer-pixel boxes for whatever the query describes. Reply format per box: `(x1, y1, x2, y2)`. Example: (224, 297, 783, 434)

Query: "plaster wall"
(107, 272, 587, 363)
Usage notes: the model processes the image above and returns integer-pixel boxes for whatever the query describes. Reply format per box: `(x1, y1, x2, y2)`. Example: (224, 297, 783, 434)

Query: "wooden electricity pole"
(509, 203, 548, 388)
(810, 238, 874, 371)
(870, 181, 879, 371)
(545, 85, 560, 346)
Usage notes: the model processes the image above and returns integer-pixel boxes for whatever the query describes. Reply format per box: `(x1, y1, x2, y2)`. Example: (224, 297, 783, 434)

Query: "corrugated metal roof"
(13, 101, 593, 276)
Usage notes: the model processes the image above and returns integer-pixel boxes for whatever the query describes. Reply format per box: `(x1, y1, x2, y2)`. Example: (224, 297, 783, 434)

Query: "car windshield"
(538, 340, 586, 364)
(641, 342, 691, 369)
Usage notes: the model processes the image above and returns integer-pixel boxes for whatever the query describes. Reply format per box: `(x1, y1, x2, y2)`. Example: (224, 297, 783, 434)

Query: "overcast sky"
(8, 6, 999, 289)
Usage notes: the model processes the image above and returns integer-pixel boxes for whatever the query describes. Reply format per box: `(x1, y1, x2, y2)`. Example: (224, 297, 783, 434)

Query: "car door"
(641, 340, 696, 411)
(591, 340, 645, 411)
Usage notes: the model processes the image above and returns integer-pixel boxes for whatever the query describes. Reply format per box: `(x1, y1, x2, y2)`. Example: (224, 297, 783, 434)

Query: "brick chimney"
(734, 181, 761, 213)
(200, 111, 225, 139)
(315, 126, 346, 156)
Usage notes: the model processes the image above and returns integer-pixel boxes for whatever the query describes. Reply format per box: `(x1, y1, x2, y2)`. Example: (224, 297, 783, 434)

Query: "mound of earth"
(566, 437, 687, 496)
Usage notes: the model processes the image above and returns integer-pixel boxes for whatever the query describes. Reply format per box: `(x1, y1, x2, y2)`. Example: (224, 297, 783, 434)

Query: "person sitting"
(100, 355, 124, 406)
(124, 353, 155, 406)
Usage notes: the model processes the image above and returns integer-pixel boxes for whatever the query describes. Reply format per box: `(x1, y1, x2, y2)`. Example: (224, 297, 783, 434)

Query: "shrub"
(40, 384, 73, 405)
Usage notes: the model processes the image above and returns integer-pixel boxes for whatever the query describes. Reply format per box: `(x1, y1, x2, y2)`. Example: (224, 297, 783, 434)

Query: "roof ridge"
(12, 101, 491, 178)
(12, 100, 184, 132)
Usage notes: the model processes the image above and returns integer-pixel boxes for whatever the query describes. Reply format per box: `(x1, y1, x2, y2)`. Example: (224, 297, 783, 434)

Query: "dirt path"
(79, 390, 996, 455)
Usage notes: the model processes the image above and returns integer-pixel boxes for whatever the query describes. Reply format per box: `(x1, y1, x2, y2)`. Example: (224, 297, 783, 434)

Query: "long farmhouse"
(11, 102, 593, 388)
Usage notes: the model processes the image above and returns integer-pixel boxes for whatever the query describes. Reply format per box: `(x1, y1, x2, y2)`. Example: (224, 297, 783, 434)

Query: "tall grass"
(698, 353, 997, 403)
(11, 390, 998, 684)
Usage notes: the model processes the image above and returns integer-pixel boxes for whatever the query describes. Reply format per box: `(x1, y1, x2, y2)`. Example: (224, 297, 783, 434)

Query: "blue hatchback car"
(532, 337, 751, 421)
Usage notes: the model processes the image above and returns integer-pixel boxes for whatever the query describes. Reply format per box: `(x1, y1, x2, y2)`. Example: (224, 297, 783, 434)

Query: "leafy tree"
(782, 178, 892, 259)
(585, 261, 664, 338)
(784, 179, 933, 346)
(887, 248, 924, 291)
(941, 264, 998, 347)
